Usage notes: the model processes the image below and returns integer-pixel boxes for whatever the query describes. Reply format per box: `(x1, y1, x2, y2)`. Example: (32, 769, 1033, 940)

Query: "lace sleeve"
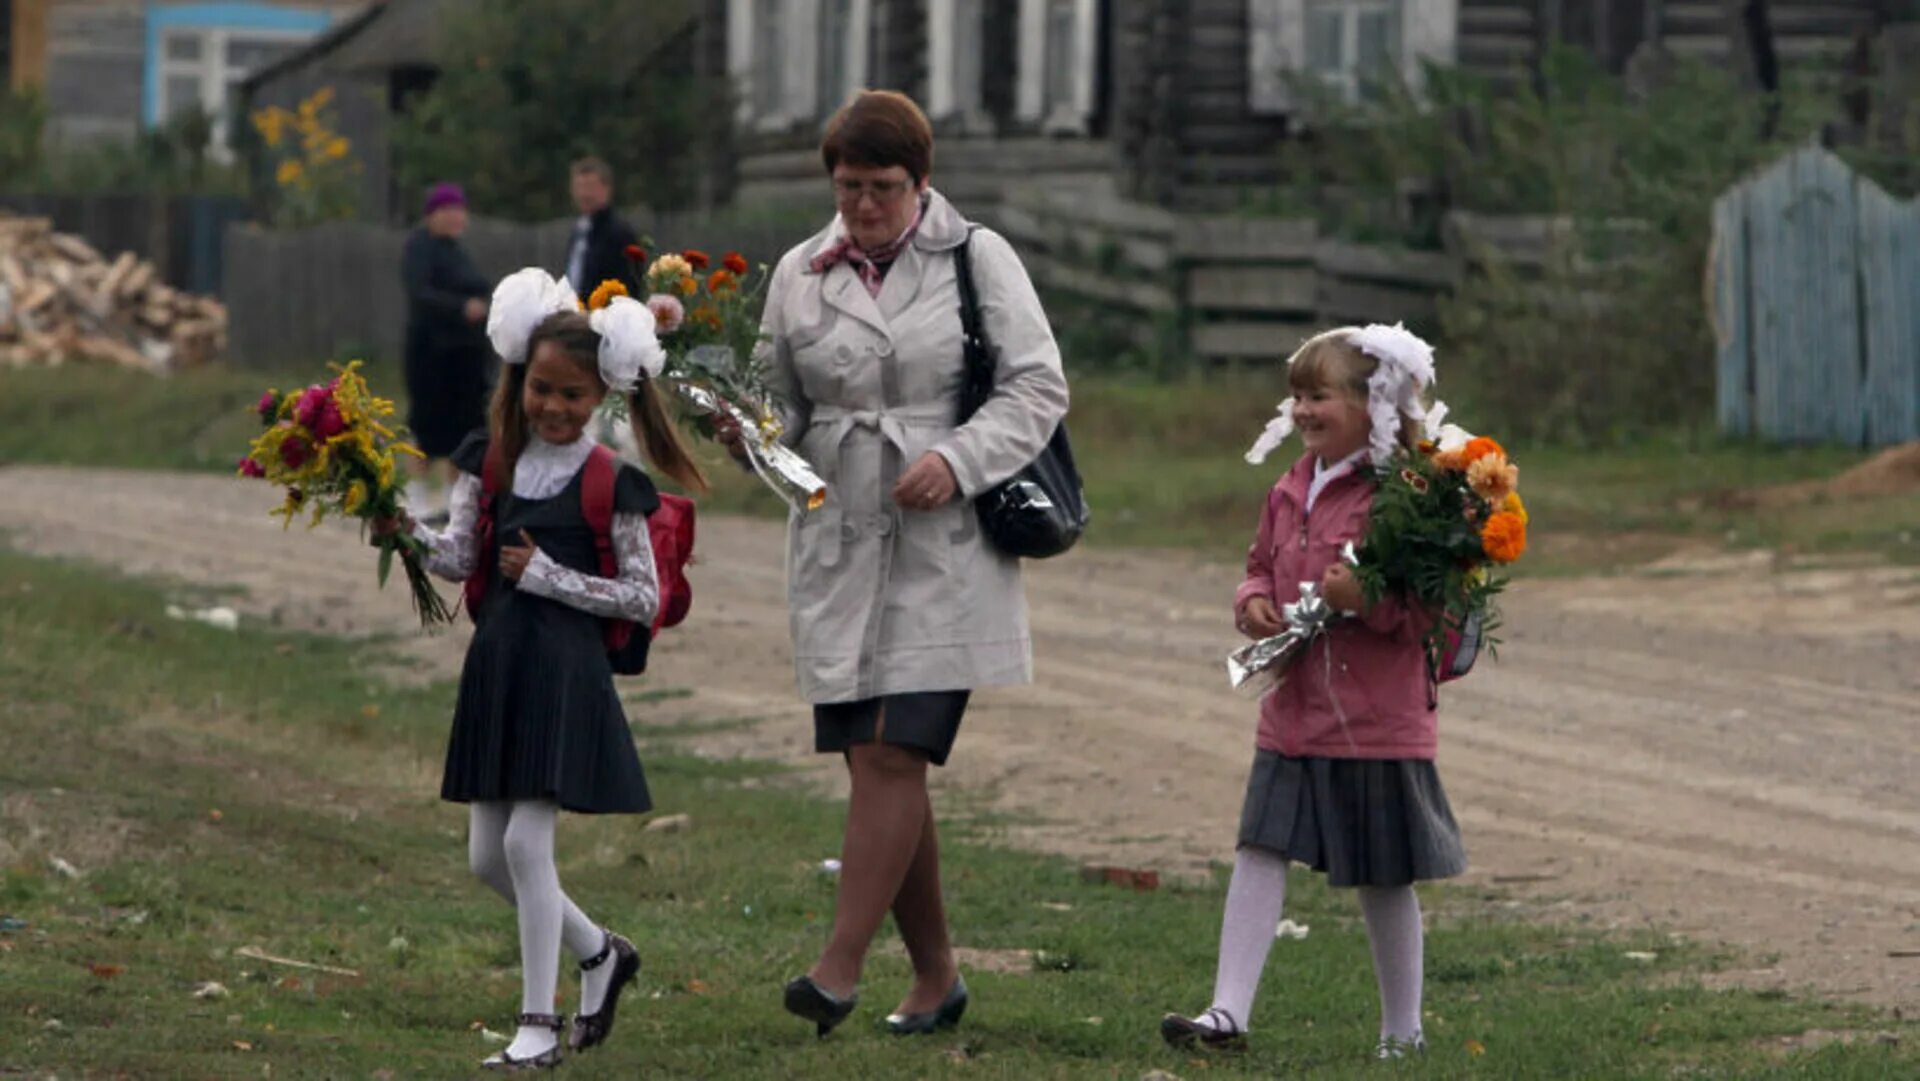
(516, 511, 659, 624)
(411, 473, 482, 582)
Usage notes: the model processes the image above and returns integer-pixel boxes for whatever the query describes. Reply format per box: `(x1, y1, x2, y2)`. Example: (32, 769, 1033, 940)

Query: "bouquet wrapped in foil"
(627, 248, 827, 514)
(1226, 580, 1341, 696)
(671, 376, 826, 514)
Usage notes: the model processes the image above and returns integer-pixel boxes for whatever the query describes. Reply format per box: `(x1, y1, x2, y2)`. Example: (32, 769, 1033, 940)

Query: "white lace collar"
(512, 430, 597, 500)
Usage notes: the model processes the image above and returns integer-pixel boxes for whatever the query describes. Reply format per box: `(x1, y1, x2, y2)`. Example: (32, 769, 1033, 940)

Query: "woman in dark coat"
(402, 182, 494, 489)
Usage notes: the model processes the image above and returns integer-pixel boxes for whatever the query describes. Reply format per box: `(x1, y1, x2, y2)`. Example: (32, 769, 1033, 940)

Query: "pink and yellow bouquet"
(237, 361, 455, 626)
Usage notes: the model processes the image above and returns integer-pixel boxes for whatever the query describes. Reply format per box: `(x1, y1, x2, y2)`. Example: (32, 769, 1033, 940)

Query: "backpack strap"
(462, 443, 506, 620)
(579, 445, 634, 653)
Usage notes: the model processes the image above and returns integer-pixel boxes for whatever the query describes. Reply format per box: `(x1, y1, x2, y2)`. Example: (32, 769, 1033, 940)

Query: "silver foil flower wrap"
(671, 382, 827, 515)
(1226, 581, 1340, 695)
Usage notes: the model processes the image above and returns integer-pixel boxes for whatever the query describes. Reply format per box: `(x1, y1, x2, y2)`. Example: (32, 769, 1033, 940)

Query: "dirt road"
(3, 464, 1916, 1008)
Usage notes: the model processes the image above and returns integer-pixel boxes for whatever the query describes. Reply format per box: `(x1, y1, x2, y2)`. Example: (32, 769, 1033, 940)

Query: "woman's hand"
(892, 452, 958, 512)
(500, 529, 539, 581)
(1321, 563, 1365, 614)
(711, 411, 751, 465)
(1238, 596, 1284, 639)
(463, 297, 487, 323)
(370, 513, 414, 540)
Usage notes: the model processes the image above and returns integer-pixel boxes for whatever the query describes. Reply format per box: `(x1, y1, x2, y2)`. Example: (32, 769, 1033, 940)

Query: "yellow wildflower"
(344, 480, 369, 515)
(325, 136, 350, 161)
(276, 159, 305, 186)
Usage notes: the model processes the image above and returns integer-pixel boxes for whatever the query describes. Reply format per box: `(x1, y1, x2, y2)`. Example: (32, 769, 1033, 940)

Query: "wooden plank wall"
(996, 187, 1468, 365)
(1711, 145, 1918, 447)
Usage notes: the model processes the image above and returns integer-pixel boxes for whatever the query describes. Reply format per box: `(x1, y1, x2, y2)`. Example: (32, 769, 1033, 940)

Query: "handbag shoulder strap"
(952, 226, 995, 420)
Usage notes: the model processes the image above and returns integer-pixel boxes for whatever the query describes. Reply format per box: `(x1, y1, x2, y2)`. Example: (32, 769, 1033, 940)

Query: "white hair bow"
(1243, 323, 1452, 468)
(486, 268, 580, 366)
(587, 295, 664, 393)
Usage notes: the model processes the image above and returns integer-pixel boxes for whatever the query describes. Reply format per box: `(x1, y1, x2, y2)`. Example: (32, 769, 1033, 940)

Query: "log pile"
(0, 213, 227, 372)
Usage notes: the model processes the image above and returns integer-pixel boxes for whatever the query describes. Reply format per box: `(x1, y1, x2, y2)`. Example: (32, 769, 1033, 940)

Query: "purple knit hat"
(423, 182, 466, 215)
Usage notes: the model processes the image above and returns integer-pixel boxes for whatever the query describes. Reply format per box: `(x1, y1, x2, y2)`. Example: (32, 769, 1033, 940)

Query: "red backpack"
(463, 443, 694, 675)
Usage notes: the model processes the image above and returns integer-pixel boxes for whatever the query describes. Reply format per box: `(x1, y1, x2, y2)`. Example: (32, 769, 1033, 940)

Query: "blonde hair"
(1285, 329, 1422, 454)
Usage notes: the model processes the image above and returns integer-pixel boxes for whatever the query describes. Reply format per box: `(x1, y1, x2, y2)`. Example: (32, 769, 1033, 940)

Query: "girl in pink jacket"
(1162, 325, 1465, 1061)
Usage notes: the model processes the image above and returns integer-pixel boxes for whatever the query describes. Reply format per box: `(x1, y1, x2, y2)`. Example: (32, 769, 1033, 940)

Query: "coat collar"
(797, 187, 971, 341)
(1275, 452, 1374, 507)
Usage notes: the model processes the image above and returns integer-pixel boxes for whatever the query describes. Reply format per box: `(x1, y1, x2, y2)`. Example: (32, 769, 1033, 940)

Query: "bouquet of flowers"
(237, 361, 455, 627)
(616, 246, 826, 513)
(1353, 433, 1528, 671)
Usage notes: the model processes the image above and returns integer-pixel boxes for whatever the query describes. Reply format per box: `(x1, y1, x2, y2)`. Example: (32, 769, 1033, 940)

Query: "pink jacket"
(1234, 455, 1438, 759)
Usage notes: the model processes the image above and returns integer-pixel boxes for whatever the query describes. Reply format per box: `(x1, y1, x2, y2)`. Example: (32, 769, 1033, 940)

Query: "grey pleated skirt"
(1238, 750, 1466, 888)
(814, 691, 970, 767)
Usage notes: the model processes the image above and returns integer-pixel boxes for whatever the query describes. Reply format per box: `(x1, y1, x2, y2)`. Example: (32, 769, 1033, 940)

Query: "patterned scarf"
(808, 197, 927, 298)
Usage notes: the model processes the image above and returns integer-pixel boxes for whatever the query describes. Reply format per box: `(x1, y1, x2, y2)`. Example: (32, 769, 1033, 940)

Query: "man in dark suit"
(562, 156, 641, 300)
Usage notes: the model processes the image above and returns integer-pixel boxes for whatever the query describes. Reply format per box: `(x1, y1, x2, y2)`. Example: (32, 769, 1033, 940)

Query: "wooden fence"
(0, 193, 250, 297)
(223, 209, 817, 369)
(1711, 145, 1920, 447)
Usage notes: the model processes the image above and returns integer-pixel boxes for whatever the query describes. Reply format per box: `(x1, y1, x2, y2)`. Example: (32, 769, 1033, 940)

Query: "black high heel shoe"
(884, 976, 968, 1035)
(783, 974, 858, 1037)
(569, 931, 640, 1052)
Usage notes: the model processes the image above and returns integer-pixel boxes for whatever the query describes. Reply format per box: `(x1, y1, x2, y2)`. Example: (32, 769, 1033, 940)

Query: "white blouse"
(412, 433, 659, 626)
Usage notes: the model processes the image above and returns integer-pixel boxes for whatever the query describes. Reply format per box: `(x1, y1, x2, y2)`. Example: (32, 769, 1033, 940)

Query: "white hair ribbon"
(1244, 323, 1452, 468)
(486, 268, 581, 366)
(586, 295, 664, 394)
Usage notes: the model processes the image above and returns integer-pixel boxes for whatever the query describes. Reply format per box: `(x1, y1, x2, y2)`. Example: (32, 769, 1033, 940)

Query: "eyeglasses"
(832, 177, 915, 203)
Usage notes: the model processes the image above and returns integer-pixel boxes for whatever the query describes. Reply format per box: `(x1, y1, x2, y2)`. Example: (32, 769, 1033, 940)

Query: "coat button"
(876, 516, 896, 537)
(876, 340, 894, 357)
(840, 522, 858, 543)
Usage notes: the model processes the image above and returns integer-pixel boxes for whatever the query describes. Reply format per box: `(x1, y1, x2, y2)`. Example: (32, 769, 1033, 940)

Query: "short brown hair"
(571, 156, 613, 186)
(821, 90, 934, 181)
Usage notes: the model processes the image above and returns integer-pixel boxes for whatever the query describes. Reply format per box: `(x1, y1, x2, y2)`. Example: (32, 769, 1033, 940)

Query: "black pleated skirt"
(814, 691, 970, 767)
(1237, 750, 1466, 888)
(440, 588, 651, 814)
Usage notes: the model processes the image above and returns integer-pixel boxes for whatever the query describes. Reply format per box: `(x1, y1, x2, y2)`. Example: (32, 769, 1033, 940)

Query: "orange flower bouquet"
(1352, 434, 1527, 669)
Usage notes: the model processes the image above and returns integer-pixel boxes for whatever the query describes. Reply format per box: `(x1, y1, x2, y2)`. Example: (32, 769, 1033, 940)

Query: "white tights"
(1206, 846, 1425, 1042)
(469, 801, 613, 1057)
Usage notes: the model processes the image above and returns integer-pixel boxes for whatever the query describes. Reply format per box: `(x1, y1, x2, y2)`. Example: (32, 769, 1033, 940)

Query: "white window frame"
(729, 0, 870, 133)
(1305, 0, 1400, 105)
(1248, 0, 1456, 116)
(928, 0, 993, 132)
(157, 25, 311, 156)
(1015, 0, 1096, 135)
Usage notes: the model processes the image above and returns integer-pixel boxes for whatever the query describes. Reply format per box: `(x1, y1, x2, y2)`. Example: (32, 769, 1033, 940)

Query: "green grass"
(5, 363, 1917, 570)
(2, 547, 1916, 1078)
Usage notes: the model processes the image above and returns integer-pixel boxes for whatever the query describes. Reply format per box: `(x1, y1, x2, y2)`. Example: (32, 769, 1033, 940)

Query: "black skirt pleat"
(1237, 751, 1466, 888)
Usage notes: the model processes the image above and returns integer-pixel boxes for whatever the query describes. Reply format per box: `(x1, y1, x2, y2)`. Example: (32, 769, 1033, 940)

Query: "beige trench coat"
(759, 189, 1070, 704)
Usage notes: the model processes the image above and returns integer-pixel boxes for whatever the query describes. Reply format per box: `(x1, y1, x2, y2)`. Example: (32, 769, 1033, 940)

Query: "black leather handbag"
(952, 233, 1089, 559)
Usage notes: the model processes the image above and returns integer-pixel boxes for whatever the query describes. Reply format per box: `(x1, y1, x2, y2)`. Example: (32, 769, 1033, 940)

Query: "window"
(751, 0, 785, 118)
(155, 26, 307, 152)
(817, 0, 852, 117)
(1016, 0, 1096, 133)
(1305, 0, 1401, 104)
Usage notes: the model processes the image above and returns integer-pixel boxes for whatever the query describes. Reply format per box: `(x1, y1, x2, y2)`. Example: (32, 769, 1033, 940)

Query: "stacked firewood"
(0, 213, 228, 372)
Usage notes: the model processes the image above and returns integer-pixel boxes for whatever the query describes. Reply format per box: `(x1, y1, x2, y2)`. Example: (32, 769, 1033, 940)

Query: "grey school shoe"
(1375, 1032, 1428, 1059)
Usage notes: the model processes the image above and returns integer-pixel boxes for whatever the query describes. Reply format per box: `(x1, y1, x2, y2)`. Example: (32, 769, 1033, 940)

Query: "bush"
(1271, 49, 1840, 443)
(391, 0, 728, 220)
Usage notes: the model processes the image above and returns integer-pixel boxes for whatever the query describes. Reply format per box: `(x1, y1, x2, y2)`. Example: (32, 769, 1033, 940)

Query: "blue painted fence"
(1711, 146, 1920, 446)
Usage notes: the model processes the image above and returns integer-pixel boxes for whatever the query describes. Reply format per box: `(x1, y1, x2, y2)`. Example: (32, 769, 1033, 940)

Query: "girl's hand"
(711, 412, 751, 464)
(1321, 563, 1364, 614)
(370, 513, 414, 540)
(893, 452, 958, 512)
(500, 529, 539, 581)
(1238, 596, 1284, 639)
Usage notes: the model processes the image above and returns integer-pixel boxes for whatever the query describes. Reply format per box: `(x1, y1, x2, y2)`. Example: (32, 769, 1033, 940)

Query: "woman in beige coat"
(720, 91, 1068, 1038)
